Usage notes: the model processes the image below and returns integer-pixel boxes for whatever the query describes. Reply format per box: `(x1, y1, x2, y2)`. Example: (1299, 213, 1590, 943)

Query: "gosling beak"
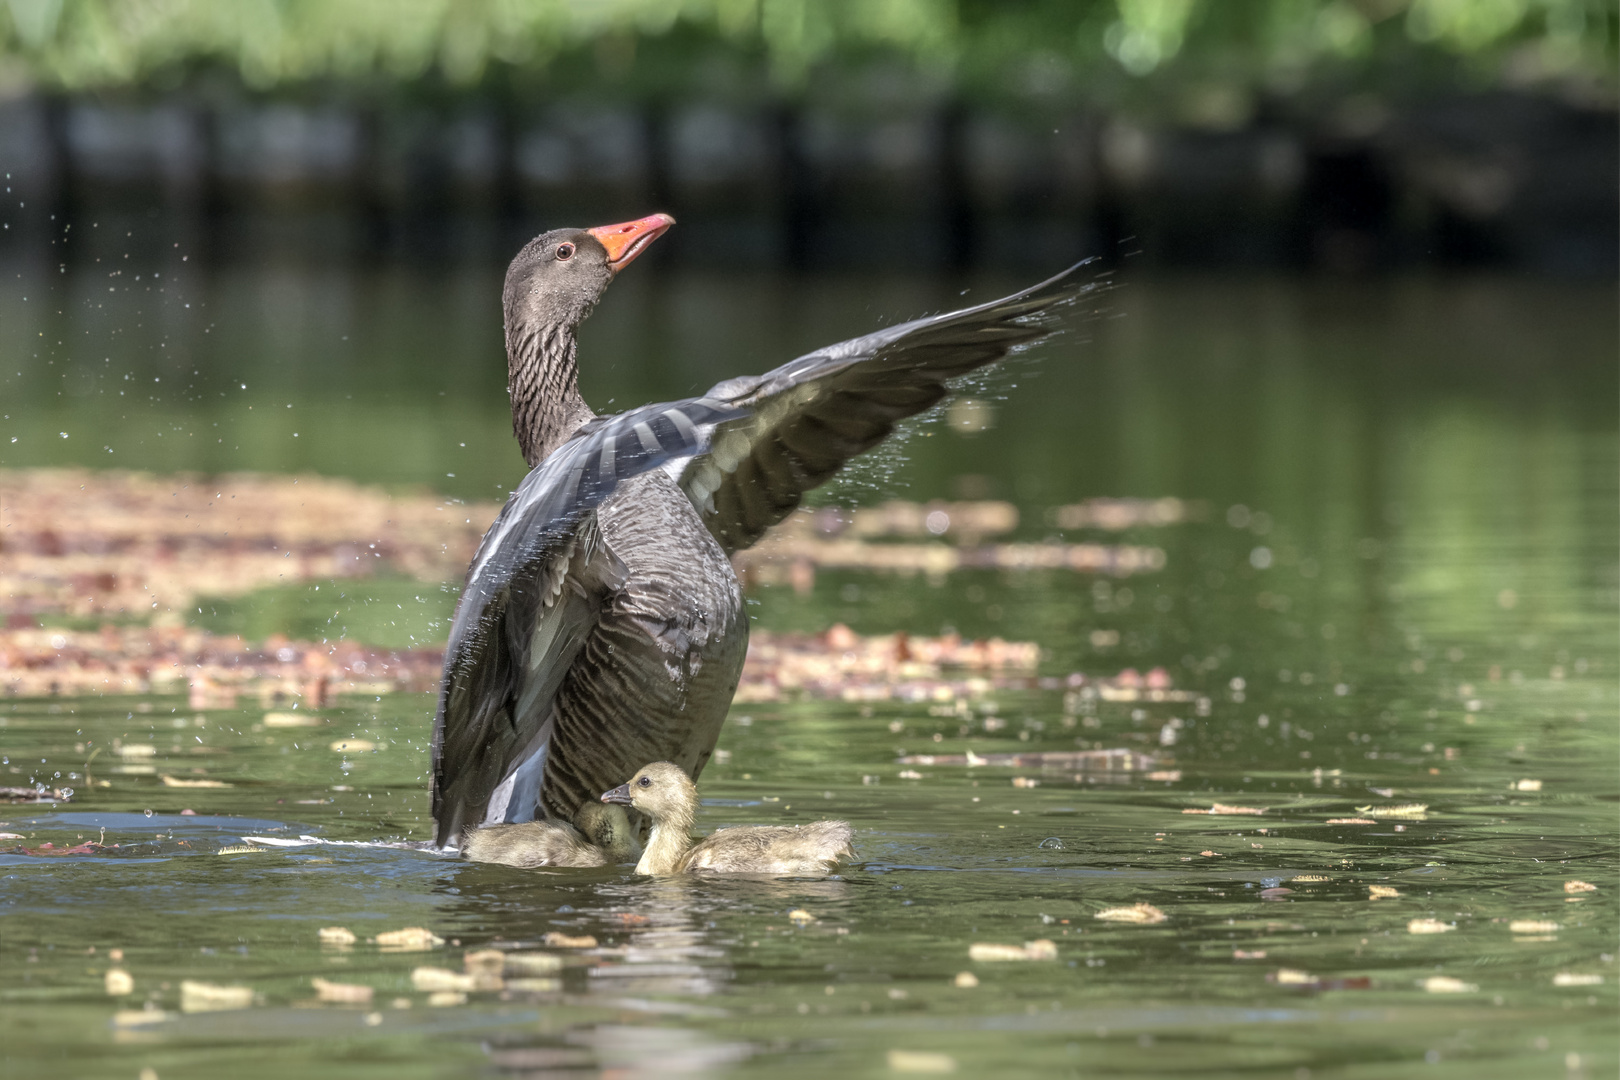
(586, 212, 674, 274)
(601, 782, 633, 806)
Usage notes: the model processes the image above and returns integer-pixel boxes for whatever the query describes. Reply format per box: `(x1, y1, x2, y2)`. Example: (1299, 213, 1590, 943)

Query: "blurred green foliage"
(0, 0, 1611, 107)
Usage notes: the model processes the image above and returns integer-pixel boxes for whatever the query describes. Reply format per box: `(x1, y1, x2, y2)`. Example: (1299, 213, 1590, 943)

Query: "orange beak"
(587, 212, 675, 272)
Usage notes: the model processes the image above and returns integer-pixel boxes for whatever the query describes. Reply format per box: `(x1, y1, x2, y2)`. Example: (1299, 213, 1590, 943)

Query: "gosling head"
(601, 761, 696, 824)
(573, 801, 636, 859)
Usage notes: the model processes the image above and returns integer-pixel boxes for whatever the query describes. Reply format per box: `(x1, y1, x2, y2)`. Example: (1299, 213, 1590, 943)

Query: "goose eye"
(556, 242, 575, 261)
(637, 776, 651, 787)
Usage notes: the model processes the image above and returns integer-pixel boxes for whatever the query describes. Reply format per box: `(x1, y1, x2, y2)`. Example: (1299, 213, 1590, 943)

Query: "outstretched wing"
(677, 261, 1099, 554)
(431, 397, 743, 847)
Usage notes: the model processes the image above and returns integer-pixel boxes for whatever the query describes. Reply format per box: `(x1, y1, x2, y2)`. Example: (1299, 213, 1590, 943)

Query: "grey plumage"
(431, 217, 1095, 848)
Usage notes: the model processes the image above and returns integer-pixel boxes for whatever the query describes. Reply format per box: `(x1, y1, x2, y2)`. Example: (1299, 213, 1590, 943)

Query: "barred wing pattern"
(678, 261, 1097, 554)
(431, 397, 744, 847)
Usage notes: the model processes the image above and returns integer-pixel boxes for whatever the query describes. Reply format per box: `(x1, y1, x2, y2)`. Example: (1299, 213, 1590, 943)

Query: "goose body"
(602, 762, 854, 876)
(461, 801, 639, 868)
(430, 212, 1094, 847)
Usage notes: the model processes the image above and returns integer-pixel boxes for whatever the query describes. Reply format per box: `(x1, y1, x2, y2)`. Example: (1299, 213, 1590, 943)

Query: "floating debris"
(329, 739, 377, 753)
(1509, 920, 1559, 934)
(312, 977, 374, 1004)
(1094, 903, 1167, 925)
(1407, 919, 1454, 935)
(1325, 818, 1376, 825)
(375, 927, 443, 951)
(1368, 885, 1401, 900)
(104, 968, 133, 995)
(953, 971, 979, 988)
(787, 909, 816, 925)
(886, 1049, 958, 1074)
(1010, 776, 1040, 788)
(317, 927, 357, 946)
(542, 932, 597, 949)
(1292, 875, 1332, 883)
(427, 991, 467, 1007)
(161, 775, 230, 788)
(0, 785, 72, 803)
(1232, 949, 1266, 959)
(0, 468, 496, 620)
(1182, 804, 1265, 816)
(968, 940, 1057, 962)
(733, 502, 1166, 591)
(1049, 498, 1202, 531)
(1553, 973, 1603, 987)
(215, 844, 263, 856)
(1420, 976, 1477, 993)
(0, 622, 446, 699)
(1565, 880, 1597, 893)
(1514, 779, 1543, 792)
(180, 979, 255, 1012)
(898, 748, 1157, 771)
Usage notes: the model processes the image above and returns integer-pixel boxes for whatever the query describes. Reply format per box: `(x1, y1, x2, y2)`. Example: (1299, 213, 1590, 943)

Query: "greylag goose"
(461, 801, 638, 868)
(431, 212, 1094, 847)
(602, 762, 853, 875)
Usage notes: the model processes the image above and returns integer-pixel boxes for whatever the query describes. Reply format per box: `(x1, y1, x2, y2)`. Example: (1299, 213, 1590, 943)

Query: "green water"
(1, 271, 1616, 1077)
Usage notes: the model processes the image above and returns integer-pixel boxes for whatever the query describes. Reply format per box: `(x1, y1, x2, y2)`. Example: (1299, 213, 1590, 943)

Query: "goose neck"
(636, 806, 696, 875)
(506, 320, 592, 467)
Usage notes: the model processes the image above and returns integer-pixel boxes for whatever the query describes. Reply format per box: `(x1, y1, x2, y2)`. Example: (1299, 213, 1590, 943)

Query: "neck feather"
(636, 800, 696, 875)
(507, 321, 593, 467)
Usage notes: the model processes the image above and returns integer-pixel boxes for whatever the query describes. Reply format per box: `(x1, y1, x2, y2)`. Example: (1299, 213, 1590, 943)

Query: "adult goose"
(431, 213, 1092, 848)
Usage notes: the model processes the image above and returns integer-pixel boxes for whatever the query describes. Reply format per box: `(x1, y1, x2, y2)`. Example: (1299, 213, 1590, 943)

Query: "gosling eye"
(637, 776, 651, 788)
(556, 242, 575, 261)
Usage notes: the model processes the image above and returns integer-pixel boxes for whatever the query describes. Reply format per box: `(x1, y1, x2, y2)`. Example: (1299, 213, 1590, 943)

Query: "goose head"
(503, 212, 674, 336)
(601, 761, 696, 824)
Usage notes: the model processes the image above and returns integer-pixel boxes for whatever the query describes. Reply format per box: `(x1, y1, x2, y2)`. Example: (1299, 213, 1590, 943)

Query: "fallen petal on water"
(1095, 903, 1167, 925)
(1514, 779, 1542, 792)
(104, 968, 133, 995)
(1508, 920, 1559, 934)
(159, 774, 230, 788)
(887, 1050, 957, 1073)
(953, 971, 979, 988)
(113, 1009, 172, 1027)
(968, 940, 1056, 961)
(180, 980, 254, 1012)
(375, 927, 443, 951)
(263, 712, 323, 728)
(318, 926, 357, 946)
(1182, 804, 1265, 816)
(1420, 976, 1477, 993)
(312, 977, 373, 1004)
(502, 952, 564, 975)
(542, 932, 597, 949)
(1368, 885, 1401, 900)
(1564, 880, 1597, 893)
(1552, 972, 1603, 987)
(411, 967, 477, 992)
(1407, 919, 1454, 935)
(426, 990, 467, 1007)
(788, 909, 817, 925)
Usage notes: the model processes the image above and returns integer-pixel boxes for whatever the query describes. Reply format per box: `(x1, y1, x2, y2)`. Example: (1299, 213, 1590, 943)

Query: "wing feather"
(680, 260, 1099, 553)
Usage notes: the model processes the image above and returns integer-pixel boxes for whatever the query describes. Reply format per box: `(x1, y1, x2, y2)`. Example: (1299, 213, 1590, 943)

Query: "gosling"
(460, 801, 639, 869)
(601, 761, 854, 876)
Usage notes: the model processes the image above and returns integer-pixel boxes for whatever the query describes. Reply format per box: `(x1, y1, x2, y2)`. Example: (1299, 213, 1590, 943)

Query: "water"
(1, 267, 1616, 1077)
